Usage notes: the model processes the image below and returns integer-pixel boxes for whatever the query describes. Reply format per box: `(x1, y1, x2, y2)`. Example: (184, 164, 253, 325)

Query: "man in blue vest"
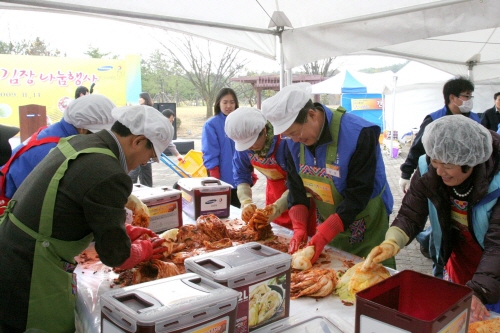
(398, 77, 481, 277)
(262, 82, 394, 268)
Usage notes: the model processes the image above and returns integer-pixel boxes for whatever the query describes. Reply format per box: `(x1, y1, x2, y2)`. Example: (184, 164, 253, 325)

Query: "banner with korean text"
(0, 54, 141, 127)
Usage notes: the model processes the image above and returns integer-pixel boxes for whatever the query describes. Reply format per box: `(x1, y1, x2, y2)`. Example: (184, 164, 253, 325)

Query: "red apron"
(445, 227, 483, 285)
(250, 137, 291, 229)
(0, 127, 60, 215)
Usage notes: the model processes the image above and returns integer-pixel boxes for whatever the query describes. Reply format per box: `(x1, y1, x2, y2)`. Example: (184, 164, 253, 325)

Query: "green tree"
(302, 57, 338, 77)
(0, 37, 61, 56)
(84, 45, 111, 59)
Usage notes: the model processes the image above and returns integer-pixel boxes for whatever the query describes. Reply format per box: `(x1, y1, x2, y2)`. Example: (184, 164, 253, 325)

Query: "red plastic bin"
(355, 270, 472, 333)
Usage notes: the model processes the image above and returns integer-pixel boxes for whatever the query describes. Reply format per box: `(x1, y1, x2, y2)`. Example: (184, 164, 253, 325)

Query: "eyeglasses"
(149, 147, 159, 163)
(459, 94, 474, 100)
(281, 119, 306, 141)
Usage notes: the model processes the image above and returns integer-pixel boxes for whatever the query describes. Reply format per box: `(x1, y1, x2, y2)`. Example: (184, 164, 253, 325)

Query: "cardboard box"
(132, 185, 182, 233)
(185, 242, 292, 333)
(177, 177, 232, 220)
(101, 273, 239, 333)
(355, 270, 472, 333)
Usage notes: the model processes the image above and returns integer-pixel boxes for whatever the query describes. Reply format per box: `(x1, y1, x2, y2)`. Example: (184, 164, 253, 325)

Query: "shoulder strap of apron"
(39, 137, 117, 237)
(299, 106, 345, 165)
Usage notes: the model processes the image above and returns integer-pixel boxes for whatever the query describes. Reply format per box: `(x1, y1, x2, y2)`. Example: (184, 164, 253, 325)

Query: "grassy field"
(175, 106, 209, 139)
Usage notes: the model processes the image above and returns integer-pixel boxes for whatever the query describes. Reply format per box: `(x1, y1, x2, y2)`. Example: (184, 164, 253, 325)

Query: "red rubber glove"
(308, 213, 344, 263)
(150, 237, 168, 259)
(125, 224, 158, 242)
(209, 166, 221, 179)
(288, 204, 309, 254)
(117, 240, 153, 269)
(177, 155, 185, 163)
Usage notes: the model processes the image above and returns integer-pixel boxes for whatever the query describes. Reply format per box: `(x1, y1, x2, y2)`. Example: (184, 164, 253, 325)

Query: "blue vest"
(429, 106, 481, 123)
(418, 155, 500, 259)
(288, 105, 393, 215)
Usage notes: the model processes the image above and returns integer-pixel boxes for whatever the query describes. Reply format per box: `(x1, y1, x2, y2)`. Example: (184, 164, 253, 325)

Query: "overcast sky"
(0, 9, 407, 73)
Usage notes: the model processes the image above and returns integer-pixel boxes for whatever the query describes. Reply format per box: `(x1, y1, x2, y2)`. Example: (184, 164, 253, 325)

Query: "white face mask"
(455, 98, 473, 113)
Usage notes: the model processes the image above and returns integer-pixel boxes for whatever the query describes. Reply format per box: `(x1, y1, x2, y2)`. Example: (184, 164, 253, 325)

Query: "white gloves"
(399, 177, 410, 193)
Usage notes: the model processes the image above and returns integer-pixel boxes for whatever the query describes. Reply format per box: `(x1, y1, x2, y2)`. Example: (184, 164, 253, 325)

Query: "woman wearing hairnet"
(364, 116, 500, 322)
(225, 107, 316, 230)
(261, 83, 394, 266)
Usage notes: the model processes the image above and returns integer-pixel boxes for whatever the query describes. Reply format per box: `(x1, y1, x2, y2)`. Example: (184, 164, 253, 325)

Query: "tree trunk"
(206, 104, 213, 118)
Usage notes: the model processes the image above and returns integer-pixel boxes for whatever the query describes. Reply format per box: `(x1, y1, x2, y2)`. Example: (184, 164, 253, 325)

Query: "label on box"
(185, 316, 229, 333)
(234, 274, 288, 333)
(148, 202, 180, 231)
(360, 315, 410, 333)
(437, 309, 467, 333)
(200, 195, 227, 212)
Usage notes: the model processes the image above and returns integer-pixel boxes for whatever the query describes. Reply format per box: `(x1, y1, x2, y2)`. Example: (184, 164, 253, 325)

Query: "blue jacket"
(201, 112, 237, 187)
(233, 135, 287, 186)
(287, 105, 393, 215)
(5, 119, 78, 198)
(429, 105, 481, 122)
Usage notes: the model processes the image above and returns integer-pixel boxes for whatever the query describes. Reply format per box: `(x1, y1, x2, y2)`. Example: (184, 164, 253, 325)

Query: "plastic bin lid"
(252, 316, 342, 333)
(100, 273, 238, 325)
(177, 177, 233, 191)
(184, 242, 291, 284)
(133, 186, 181, 202)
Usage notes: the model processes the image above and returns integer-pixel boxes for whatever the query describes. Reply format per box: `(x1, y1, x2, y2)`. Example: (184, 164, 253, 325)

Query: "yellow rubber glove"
(362, 226, 408, 271)
(237, 183, 255, 222)
(266, 190, 289, 223)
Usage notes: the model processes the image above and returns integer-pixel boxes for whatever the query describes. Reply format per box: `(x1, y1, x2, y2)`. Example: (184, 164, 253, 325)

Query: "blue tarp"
(341, 71, 367, 94)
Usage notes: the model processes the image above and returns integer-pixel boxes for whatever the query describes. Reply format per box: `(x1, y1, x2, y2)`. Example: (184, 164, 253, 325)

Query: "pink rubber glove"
(209, 166, 221, 179)
(125, 224, 158, 242)
(288, 205, 309, 254)
(117, 240, 153, 269)
(308, 214, 344, 263)
(150, 237, 169, 260)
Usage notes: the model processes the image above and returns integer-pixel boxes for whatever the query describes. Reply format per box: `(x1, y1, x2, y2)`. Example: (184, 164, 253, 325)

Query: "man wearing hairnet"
(261, 83, 394, 267)
(0, 105, 173, 333)
(364, 116, 500, 322)
(226, 107, 312, 230)
(0, 94, 116, 212)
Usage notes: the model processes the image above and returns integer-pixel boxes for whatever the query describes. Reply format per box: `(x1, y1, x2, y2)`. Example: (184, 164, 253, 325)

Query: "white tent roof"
(1, 0, 500, 73)
(395, 61, 454, 87)
(311, 70, 394, 94)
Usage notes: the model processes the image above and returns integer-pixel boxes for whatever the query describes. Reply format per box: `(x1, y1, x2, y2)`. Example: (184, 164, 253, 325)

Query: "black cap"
(0, 124, 20, 166)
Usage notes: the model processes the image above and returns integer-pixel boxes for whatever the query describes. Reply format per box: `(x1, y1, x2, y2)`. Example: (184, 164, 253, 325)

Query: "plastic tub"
(179, 150, 207, 178)
(355, 270, 472, 333)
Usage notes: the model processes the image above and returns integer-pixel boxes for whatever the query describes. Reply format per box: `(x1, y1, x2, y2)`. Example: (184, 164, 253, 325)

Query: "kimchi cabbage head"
(335, 262, 390, 302)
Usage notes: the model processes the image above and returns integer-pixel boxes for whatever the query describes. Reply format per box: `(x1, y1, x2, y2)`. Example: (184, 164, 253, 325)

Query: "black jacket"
(481, 106, 500, 131)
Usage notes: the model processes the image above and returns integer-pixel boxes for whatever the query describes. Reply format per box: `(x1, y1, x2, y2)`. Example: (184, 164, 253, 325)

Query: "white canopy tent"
(384, 62, 500, 139)
(1, 0, 500, 86)
(311, 70, 394, 95)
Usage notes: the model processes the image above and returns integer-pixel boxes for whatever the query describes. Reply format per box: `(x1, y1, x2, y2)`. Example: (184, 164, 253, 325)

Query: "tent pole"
(390, 76, 398, 158)
(278, 28, 285, 89)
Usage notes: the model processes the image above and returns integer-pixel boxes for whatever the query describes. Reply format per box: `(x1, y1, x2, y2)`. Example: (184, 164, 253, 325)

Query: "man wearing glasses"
(398, 77, 481, 278)
(0, 105, 173, 333)
(262, 83, 394, 267)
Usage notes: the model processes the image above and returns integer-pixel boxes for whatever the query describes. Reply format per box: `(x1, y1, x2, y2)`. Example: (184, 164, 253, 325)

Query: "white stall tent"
(384, 62, 500, 139)
(311, 70, 393, 95)
(1, 0, 500, 83)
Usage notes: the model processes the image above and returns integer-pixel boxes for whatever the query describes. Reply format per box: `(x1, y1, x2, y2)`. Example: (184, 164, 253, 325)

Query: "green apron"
(1, 137, 116, 332)
(299, 109, 395, 269)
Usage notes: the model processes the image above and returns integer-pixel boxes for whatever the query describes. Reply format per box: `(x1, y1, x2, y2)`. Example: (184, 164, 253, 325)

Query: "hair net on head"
(112, 105, 173, 161)
(64, 94, 116, 132)
(225, 107, 267, 151)
(422, 115, 492, 167)
(261, 82, 311, 134)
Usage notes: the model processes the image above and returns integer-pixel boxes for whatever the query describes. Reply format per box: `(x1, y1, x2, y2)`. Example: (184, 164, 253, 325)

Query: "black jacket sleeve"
(336, 127, 377, 226)
(286, 143, 310, 209)
(400, 115, 433, 179)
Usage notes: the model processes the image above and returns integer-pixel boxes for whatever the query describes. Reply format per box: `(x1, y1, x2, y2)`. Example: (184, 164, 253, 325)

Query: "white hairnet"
(112, 105, 173, 160)
(225, 107, 267, 151)
(422, 115, 492, 167)
(64, 94, 116, 132)
(261, 82, 312, 134)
